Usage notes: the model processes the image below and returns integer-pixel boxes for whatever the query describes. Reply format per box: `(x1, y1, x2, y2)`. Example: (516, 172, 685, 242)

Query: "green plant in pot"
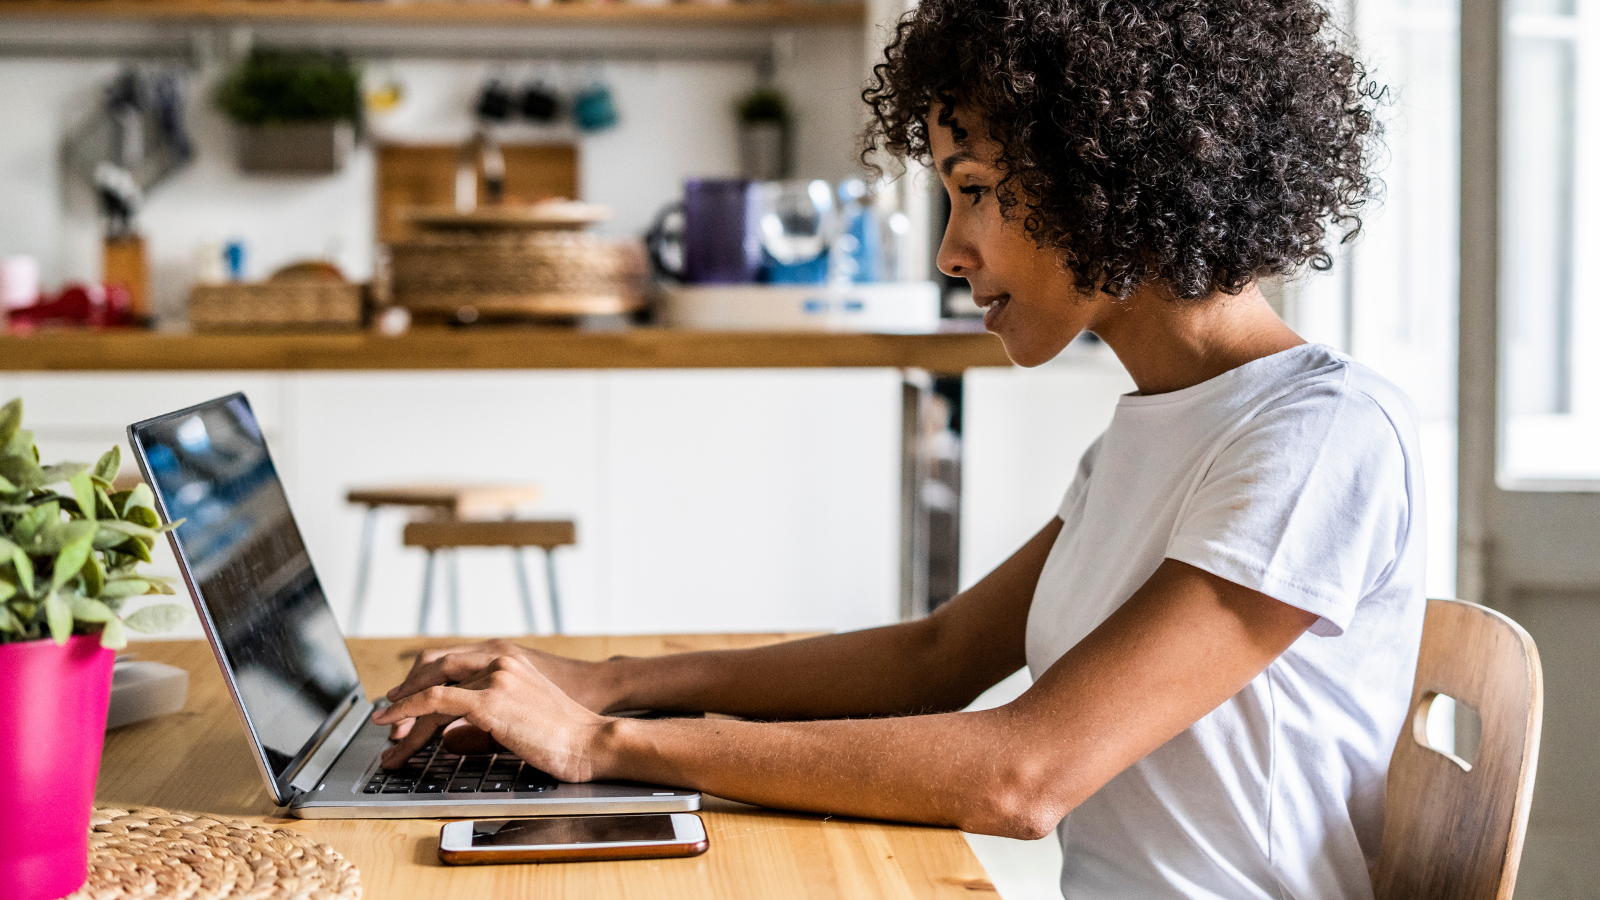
(735, 86, 791, 181)
(0, 398, 185, 900)
(216, 49, 362, 175)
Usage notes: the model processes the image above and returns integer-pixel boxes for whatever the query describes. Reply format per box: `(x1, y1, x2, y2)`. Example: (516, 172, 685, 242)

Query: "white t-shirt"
(1026, 343, 1426, 900)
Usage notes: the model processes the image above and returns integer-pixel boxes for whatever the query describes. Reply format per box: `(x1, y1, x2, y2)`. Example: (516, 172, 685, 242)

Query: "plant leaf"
(0, 398, 19, 449)
(70, 472, 96, 522)
(5, 427, 34, 459)
(38, 462, 89, 486)
(0, 580, 13, 603)
(81, 553, 105, 597)
(0, 472, 15, 494)
(2, 541, 36, 599)
(51, 522, 96, 591)
(0, 604, 22, 634)
(69, 596, 116, 623)
(99, 616, 127, 650)
(95, 486, 118, 520)
(125, 483, 156, 517)
(125, 506, 161, 530)
(0, 453, 44, 492)
(124, 603, 185, 633)
(99, 577, 156, 599)
(44, 591, 71, 644)
(94, 446, 121, 483)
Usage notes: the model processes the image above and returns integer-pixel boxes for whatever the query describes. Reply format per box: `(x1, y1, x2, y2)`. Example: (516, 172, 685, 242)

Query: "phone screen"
(471, 815, 677, 847)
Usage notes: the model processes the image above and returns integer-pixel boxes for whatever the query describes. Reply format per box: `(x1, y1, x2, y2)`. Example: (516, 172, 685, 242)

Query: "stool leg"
(447, 550, 462, 635)
(543, 548, 563, 635)
(349, 506, 379, 635)
(418, 550, 437, 635)
(512, 549, 539, 634)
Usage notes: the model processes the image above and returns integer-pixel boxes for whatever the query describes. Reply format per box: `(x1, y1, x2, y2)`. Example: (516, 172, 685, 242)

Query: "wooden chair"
(403, 518, 576, 636)
(1372, 598, 1544, 900)
(345, 483, 542, 632)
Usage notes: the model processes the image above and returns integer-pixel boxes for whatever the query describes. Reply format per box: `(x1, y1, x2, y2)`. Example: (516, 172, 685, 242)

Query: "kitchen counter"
(0, 327, 1011, 374)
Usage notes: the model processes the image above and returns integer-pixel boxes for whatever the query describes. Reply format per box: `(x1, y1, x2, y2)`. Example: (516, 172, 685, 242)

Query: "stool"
(403, 518, 576, 635)
(346, 484, 542, 633)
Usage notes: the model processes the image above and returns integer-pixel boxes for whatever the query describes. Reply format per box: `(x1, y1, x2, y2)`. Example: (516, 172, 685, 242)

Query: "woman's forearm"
(591, 707, 1054, 839)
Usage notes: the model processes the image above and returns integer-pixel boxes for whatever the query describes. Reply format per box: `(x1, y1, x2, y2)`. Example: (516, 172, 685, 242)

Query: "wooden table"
(99, 634, 997, 900)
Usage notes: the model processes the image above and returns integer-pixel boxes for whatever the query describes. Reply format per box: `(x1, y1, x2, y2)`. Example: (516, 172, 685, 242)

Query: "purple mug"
(647, 178, 763, 284)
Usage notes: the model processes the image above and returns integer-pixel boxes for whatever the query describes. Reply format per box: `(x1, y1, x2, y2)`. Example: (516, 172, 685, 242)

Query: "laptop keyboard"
(363, 737, 558, 796)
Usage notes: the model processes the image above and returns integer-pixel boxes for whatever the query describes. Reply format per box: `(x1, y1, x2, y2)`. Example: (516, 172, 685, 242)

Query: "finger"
(374, 684, 480, 726)
(379, 711, 457, 768)
(388, 717, 414, 741)
(386, 651, 494, 701)
(442, 721, 505, 755)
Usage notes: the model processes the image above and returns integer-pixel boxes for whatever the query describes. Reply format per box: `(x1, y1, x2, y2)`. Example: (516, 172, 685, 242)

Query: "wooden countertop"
(0, 328, 1011, 374)
(101, 634, 996, 900)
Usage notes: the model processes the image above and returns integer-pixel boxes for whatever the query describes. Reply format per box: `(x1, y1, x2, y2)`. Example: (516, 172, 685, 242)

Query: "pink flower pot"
(0, 634, 115, 900)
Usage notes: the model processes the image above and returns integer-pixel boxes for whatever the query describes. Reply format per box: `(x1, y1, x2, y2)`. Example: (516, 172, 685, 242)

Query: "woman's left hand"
(371, 654, 609, 783)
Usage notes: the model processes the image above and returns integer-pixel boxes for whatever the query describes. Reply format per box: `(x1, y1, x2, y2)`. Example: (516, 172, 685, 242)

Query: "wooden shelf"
(0, 0, 865, 26)
(0, 327, 1011, 374)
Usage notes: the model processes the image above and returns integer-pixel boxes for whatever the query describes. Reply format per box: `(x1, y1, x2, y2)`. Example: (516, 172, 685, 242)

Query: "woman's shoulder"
(1251, 344, 1422, 453)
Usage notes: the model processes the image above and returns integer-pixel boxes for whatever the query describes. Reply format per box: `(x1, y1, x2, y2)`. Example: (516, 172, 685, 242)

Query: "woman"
(375, 2, 1424, 896)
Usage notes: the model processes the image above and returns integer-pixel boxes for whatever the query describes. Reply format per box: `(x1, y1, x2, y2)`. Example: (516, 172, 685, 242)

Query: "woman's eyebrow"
(938, 148, 976, 176)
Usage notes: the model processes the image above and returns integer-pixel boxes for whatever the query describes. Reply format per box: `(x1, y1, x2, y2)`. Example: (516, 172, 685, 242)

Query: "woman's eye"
(958, 184, 988, 205)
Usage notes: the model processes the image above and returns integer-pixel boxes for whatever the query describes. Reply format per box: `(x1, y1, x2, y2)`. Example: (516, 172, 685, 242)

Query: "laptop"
(127, 393, 700, 819)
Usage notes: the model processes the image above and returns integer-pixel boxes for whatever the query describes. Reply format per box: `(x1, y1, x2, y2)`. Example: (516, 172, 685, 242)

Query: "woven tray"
(67, 806, 362, 900)
(189, 282, 365, 332)
(388, 232, 645, 321)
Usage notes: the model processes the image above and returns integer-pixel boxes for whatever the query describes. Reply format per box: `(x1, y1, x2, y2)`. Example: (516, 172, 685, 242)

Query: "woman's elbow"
(957, 763, 1072, 841)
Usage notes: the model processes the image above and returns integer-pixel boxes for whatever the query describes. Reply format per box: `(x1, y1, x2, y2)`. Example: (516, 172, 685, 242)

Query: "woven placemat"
(66, 806, 362, 900)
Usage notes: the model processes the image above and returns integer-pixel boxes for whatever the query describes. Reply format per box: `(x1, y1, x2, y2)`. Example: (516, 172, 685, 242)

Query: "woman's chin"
(996, 332, 1075, 368)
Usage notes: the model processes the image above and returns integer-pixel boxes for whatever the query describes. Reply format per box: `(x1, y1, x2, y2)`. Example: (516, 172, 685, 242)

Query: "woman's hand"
(372, 653, 611, 783)
(381, 639, 620, 742)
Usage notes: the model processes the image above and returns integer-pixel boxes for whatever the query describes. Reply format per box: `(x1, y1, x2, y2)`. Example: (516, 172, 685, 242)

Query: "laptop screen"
(130, 394, 361, 781)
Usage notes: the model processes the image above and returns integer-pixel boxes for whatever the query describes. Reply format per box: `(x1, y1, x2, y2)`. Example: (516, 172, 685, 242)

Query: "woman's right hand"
(382, 640, 624, 741)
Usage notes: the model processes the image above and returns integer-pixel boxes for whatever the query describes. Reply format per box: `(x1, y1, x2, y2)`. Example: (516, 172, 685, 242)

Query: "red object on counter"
(3, 283, 134, 331)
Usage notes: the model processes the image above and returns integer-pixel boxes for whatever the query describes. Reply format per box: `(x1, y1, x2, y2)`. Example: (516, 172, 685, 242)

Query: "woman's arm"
(380, 520, 1060, 751)
(374, 557, 1319, 839)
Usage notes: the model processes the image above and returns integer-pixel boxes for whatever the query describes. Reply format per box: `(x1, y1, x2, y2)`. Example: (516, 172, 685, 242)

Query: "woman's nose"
(936, 229, 978, 278)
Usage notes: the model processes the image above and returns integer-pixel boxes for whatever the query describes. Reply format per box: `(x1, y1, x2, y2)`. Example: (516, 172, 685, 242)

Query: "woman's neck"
(1089, 283, 1306, 396)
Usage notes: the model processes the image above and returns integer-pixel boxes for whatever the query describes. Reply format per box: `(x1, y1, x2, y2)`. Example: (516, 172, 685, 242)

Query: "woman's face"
(930, 116, 1097, 366)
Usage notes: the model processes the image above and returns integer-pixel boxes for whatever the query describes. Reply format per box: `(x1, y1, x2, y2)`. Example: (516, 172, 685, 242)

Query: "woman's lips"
(976, 293, 1009, 330)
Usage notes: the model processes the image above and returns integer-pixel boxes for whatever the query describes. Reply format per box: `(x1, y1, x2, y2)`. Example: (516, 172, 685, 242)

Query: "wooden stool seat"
(346, 483, 542, 519)
(401, 517, 577, 636)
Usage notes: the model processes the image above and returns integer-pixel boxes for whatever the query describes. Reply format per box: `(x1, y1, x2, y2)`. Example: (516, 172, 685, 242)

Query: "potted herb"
(0, 398, 184, 900)
(216, 49, 362, 174)
(735, 86, 791, 181)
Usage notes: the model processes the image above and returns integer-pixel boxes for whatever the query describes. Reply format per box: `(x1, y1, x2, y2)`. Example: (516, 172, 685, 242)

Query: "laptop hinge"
(288, 696, 374, 798)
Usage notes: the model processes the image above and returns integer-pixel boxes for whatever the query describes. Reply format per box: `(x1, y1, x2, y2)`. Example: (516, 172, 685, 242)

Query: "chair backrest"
(1373, 598, 1544, 900)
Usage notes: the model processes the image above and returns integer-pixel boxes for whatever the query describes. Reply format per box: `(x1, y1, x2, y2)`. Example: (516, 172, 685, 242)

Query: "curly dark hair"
(861, 0, 1383, 300)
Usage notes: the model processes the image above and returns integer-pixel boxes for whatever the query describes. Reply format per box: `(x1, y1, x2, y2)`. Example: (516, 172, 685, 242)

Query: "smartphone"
(438, 813, 708, 865)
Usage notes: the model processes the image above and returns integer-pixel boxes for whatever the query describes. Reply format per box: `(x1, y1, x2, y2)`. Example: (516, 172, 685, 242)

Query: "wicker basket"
(388, 231, 645, 322)
(189, 280, 364, 332)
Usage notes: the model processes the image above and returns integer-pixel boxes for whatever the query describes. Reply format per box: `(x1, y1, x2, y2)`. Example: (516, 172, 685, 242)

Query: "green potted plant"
(735, 86, 791, 181)
(216, 49, 362, 174)
(0, 398, 184, 900)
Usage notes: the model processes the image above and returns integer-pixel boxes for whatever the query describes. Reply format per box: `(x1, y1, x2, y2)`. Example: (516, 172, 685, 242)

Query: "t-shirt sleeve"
(1164, 383, 1413, 637)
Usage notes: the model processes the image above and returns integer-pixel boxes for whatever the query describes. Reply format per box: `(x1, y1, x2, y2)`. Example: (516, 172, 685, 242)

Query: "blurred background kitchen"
(1, 1, 1597, 897)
